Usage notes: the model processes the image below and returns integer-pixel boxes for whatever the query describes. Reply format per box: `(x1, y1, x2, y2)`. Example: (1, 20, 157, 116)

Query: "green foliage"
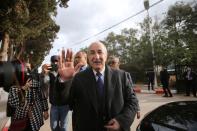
(0, 0, 68, 66)
(102, 1, 197, 82)
(25, 22, 60, 67)
(163, 1, 195, 65)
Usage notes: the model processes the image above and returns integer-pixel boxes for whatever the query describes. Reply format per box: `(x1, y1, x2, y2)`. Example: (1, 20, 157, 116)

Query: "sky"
(41, 0, 193, 65)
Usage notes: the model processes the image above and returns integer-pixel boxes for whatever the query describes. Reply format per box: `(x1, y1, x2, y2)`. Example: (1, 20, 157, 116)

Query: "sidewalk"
(133, 84, 177, 94)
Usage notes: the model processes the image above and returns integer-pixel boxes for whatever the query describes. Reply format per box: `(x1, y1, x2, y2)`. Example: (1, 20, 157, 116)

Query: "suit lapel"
(105, 66, 115, 115)
(86, 66, 115, 115)
(86, 68, 98, 114)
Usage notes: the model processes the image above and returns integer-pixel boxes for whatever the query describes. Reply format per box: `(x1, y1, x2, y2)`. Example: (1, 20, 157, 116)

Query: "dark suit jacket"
(69, 66, 138, 131)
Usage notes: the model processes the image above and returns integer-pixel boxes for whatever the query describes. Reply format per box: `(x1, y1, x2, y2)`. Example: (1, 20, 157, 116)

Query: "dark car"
(137, 101, 197, 131)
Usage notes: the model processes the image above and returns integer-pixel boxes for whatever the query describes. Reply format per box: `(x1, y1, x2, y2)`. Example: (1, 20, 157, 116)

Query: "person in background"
(183, 67, 197, 97)
(160, 67, 173, 97)
(108, 56, 120, 70)
(8, 61, 49, 131)
(146, 69, 154, 91)
(58, 41, 138, 131)
(108, 56, 141, 119)
(40, 64, 50, 99)
(25, 62, 32, 72)
(42, 55, 71, 131)
(74, 51, 88, 71)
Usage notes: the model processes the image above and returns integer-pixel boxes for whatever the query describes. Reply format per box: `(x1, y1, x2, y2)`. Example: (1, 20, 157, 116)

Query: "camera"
(42, 63, 58, 72)
(42, 63, 58, 71)
(0, 60, 36, 92)
(49, 63, 58, 71)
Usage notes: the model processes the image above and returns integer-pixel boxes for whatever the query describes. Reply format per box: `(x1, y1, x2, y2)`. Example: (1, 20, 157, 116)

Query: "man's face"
(88, 42, 107, 72)
(110, 59, 119, 70)
(74, 52, 87, 67)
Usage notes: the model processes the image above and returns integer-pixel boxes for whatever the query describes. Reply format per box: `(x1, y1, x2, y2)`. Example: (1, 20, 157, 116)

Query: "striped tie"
(96, 72, 104, 97)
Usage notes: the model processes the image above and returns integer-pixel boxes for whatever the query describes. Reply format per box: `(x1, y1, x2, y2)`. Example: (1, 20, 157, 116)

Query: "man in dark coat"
(183, 67, 197, 97)
(108, 55, 141, 119)
(42, 55, 71, 131)
(146, 69, 154, 91)
(58, 41, 138, 131)
(160, 67, 173, 97)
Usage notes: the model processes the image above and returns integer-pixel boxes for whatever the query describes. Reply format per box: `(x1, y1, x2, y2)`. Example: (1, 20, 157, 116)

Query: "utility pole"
(144, 0, 158, 88)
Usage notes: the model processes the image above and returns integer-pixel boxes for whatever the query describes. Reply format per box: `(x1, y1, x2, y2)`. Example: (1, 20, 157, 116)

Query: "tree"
(138, 17, 154, 69)
(162, 1, 193, 65)
(103, 32, 119, 56)
(0, 0, 69, 65)
(101, 1, 197, 82)
(25, 23, 60, 67)
(152, 18, 172, 67)
(0, 31, 9, 61)
(120, 28, 139, 64)
(182, 1, 197, 64)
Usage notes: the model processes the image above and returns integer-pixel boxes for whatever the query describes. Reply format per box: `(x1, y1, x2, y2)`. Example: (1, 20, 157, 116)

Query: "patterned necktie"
(96, 72, 104, 97)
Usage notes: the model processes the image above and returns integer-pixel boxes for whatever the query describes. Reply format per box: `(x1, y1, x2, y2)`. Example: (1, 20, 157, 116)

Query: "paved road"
(40, 92, 197, 131)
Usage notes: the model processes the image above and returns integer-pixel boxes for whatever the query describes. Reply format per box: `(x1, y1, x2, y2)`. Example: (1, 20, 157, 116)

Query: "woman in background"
(7, 61, 49, 131)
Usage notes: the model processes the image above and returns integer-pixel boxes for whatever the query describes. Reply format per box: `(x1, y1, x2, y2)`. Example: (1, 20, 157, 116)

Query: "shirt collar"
(80, 64, 88, 71)
(92, 67, 105, 77)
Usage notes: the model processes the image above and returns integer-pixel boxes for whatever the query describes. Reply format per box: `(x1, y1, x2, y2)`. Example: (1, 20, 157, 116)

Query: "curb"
(133, 87, 141, 93)
(2, 118, 10, 131)
(155, 88, 164, 94)
(134, 87, 177, 94)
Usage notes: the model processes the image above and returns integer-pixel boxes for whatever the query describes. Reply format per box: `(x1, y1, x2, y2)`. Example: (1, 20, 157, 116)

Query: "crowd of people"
(5, 40, 197, 131)
(146, 66, 196, 97)
(6, 41, 139, 131)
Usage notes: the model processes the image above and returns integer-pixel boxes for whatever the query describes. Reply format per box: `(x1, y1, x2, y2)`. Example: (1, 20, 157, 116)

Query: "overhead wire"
(65, 0, 164, 48)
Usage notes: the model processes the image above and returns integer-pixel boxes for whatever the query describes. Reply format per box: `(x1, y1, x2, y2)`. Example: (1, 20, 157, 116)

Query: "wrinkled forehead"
(88, 42, 107, 54)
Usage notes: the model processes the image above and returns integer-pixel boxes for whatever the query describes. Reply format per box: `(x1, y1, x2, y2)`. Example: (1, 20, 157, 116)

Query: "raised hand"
(58, 49, 81, 80)
(42, 64, 51, 75)
(22, 79, 32, 90)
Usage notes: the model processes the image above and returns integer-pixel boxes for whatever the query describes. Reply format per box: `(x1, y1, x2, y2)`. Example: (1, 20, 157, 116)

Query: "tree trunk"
(16, 44, 25, 60)
(0, 32, 9, 61)
(8, 44, 14, 61)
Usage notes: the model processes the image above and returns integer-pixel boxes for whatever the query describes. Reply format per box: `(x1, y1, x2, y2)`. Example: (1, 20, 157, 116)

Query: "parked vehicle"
(137, 101, 197, 131)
